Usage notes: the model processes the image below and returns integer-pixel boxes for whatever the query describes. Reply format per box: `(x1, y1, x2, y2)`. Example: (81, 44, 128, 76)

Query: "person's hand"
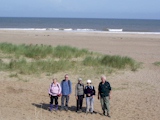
(75, 96, 78, 100)
(109, 95, 111, 99)
(98, 96, 100, 100)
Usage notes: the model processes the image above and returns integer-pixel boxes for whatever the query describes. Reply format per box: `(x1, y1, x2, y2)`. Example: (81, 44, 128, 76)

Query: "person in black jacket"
(84, 79, 95, 114)
(98, 75, 112, 117)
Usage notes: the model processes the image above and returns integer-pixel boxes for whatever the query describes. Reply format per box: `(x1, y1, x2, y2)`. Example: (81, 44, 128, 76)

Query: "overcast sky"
(0, 0, 160, 19)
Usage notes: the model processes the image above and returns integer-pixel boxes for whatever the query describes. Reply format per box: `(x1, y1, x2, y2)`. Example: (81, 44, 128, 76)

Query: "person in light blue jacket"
(60, 74, 72, 111)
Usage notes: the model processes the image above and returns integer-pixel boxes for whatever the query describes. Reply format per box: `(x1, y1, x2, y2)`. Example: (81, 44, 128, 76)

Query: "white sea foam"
(108, 29, 123, 32)
(0, 28, 160, 35)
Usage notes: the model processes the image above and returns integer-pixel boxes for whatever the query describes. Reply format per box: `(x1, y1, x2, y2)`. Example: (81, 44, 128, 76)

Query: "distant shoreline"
(0, 29, 160, 35)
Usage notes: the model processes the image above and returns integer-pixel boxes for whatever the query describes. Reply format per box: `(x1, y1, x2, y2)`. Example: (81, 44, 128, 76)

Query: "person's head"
(78, 78, 82, 83)
(87, 79, 91, 86)
(53, 78, 57, 84)
(64, 74, 69, 80)
(101, 75, 106, 83)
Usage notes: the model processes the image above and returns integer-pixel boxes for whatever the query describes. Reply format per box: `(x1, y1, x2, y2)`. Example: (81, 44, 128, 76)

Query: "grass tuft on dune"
(0, 42, 140, 75)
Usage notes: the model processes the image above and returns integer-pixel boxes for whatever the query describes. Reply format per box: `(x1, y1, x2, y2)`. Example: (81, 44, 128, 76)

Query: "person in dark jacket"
(75, 78, 84, 113)
(98, 75, 112, 117)
(84, 79, 95, 114)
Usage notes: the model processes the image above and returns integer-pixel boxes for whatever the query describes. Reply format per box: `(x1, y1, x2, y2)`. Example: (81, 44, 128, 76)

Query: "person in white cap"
(84, 79, 95, 114)
(75, 78, 84, 113)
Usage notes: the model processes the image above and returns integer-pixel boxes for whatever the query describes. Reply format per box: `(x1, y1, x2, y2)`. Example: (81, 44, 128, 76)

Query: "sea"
(0, 17, 160, 34)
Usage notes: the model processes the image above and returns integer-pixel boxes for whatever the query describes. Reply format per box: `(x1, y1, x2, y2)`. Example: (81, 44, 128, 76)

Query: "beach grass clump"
(83, 56, 101, 66)
(0, 42, 140, 75)
(52, 45, 90, 59)
(153, 61, 160, 66)
(101, 55, 136, 69)
(83, 55, 139, 71)
(5, 58, 74, 74)
(0, 43, 90, 59)
(0, 43, 54, 59)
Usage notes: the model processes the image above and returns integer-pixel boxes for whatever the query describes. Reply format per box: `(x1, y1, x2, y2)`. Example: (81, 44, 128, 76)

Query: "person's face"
(101, 77, 105, 83)
(87, 82, 91, 86)
(53, 79, 57, 83)
(78, 80, 82, 83)
(65, 75, 69, 80)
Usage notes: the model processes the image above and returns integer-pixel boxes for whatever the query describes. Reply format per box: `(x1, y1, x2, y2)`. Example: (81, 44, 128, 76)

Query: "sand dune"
(0, 30, 160, 120)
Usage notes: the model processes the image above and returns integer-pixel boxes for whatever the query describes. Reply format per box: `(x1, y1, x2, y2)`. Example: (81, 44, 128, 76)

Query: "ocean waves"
(0, 28, 160, 34)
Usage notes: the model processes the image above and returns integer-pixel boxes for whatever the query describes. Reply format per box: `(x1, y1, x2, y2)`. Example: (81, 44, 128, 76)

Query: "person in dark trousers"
(75, 78, 84, 113)
(84, 79, 95, 114)
(98, 75, 112, 117)
(48, 78, 61, 111)
(60, 74, 72, 111)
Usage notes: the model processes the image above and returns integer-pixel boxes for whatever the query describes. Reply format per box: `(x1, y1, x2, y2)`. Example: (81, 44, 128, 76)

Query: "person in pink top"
(48, 78, 61, 111)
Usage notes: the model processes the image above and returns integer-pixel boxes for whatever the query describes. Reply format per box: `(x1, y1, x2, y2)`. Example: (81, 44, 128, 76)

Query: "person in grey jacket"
(75, 78, 84, 113)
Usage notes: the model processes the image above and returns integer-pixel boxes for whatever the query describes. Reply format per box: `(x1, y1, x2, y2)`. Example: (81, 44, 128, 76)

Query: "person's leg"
(79, 95, 83, 110)
(64, 95, 69, 111)
(65, 95, 69, 107)
(100, 97, 105, 115)
(49, 95, 54, 111)
(61, 95, 65, 110)
(90, 97, 94, 113)
(104, 96, 110, 117)
(76, 95, 80, 111)
(54, 96, 58, 110)
(86, 97, 90, 113)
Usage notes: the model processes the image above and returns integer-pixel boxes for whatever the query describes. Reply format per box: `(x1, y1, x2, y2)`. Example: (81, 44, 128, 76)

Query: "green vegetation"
(153, 61, 160, 66)
(0, 43, 140, 76)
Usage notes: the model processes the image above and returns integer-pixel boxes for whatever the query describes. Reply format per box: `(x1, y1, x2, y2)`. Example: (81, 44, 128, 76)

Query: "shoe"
(103, 110, 105, 115)
(54, 105, 58, 111)
(60, 107, 64, 111)
(79, 109, 82, 112)
(77, 109, 82, 113)
(64, 106, 68, 111)
(107, 113, 111, 118)
(91, 112, 93, 114)
(86, 111, 89, 114)
(49, 104, 53, 112)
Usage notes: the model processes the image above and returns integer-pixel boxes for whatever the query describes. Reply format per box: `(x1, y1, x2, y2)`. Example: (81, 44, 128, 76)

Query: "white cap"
(87, 79, 91, 83)
(78, 78, 82, 81)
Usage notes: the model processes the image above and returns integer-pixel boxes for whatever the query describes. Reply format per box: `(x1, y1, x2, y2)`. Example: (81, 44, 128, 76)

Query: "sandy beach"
(0, 30, 160, 120)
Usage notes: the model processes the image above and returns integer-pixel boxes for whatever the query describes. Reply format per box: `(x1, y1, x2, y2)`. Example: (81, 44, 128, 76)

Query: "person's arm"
(58, 83, 62, 95)
(75, 84, 78, 99)
(98, 83, 100, 99)
(48, 84, 52, 97)
(60, 81, 63, 94)
(84, 86, 87, 94)
(92, 86, 96, 97)
(69, 81, 72, 95)
(109, 91, 111, 99)
(108, 82, 111, 99)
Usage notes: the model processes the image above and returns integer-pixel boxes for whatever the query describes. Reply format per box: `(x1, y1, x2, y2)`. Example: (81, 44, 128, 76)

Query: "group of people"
(48, 74, 112, 117)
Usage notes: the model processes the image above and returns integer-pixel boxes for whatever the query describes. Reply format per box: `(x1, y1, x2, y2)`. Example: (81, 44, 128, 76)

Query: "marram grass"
(0, 43, 140, 75)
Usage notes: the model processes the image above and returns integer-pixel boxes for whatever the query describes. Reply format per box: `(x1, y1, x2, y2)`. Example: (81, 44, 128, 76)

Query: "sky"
(0, 0, 160, 19)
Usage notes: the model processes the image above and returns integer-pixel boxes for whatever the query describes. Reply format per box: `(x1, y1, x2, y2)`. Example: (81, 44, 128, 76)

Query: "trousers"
(76, 95, 84, 110)
(61, 95, 69, 108)
(100, 96, 110, 114)
(86, 96, 94, 112)
(50, 95, 58, 105)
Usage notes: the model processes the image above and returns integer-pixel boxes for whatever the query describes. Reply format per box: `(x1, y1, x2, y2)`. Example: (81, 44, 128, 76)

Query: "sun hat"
(87, 79, 91, 83)
(78, 78, 82, 81)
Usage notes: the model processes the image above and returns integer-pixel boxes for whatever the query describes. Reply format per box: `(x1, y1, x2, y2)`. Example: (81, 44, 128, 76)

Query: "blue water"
(0, 17, 160, 32)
